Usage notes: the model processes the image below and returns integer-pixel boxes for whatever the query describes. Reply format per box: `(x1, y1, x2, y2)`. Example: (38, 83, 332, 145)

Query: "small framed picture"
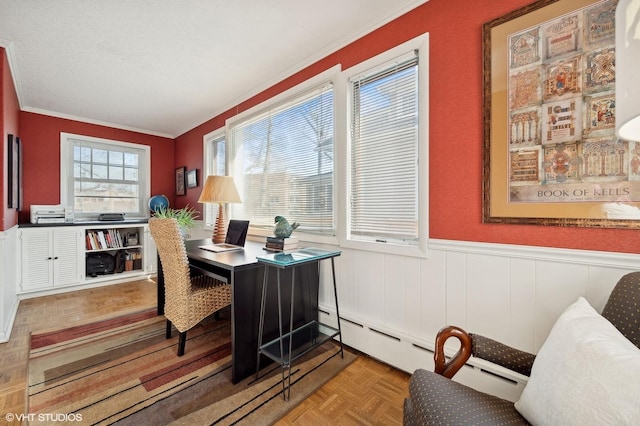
(186, 169, 198, 188)
(175, 167, 186, 196)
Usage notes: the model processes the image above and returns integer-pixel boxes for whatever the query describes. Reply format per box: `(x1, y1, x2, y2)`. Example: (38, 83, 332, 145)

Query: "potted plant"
(152, 205, 199, 231)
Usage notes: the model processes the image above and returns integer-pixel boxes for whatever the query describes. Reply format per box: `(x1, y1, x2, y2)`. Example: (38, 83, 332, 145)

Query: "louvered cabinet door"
(52, 228, 83, 286)
(21, 229, 54, 291)
(20, 227, 83, 292)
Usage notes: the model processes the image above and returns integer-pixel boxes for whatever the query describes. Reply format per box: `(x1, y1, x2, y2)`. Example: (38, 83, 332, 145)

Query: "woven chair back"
(149, 218, 191, 299)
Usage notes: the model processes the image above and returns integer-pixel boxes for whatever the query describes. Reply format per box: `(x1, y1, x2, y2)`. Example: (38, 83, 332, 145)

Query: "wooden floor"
(0, 279, 410, 425)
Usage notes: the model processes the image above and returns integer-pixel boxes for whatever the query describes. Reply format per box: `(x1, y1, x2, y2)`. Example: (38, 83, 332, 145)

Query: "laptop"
(199, 220, 249, 253)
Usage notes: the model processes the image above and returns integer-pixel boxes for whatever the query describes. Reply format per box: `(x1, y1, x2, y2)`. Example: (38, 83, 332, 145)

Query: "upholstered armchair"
(149, 218, 231, 356)
(403, 272, 640, 425)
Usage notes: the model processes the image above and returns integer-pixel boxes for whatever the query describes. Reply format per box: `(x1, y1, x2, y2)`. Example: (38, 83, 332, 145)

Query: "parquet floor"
(0, 278, 410, 425)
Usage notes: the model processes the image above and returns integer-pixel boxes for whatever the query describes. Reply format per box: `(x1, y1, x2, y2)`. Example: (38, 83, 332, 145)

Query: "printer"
(30, 205, 74, 224)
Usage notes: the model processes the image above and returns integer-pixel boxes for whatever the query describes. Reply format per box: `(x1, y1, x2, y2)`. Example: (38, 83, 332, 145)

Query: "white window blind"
(229, 83, 334, 234)
(350, 52, 419, 243)
(61, 134, 149, 219)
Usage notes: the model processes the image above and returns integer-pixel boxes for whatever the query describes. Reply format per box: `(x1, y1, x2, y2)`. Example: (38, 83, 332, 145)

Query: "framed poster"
(186, 168, 198, 188)
(175, 167, 186, 196)
(7, 134, 22, 210)
(482, 0, 639, 227)
(18, 135, 23, 211)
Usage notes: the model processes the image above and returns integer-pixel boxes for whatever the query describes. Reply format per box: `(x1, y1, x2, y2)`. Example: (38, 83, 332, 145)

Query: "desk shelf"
(260, 321, 340, 366)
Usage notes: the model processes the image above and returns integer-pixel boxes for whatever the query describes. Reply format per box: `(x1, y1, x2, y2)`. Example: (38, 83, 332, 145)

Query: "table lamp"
(198, 175, 242, 243)
(616, 0, 640, 141)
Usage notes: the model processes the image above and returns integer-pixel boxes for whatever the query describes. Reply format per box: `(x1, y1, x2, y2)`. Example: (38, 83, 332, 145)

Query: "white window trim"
(60, 132, 151, 220)
(202, 127, 226, 229)
(337, 33, 429, 258)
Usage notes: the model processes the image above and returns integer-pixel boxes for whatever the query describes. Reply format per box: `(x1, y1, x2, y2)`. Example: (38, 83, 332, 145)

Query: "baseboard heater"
(369, 327, 401, 342)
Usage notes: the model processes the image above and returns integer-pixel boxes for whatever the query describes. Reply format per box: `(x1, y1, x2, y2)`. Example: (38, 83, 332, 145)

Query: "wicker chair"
(149, 218, 231, 356)
(403, 271, 640, 425)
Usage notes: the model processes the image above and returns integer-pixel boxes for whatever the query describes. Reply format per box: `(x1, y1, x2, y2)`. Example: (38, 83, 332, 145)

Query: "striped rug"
(28, 309, 356, 425)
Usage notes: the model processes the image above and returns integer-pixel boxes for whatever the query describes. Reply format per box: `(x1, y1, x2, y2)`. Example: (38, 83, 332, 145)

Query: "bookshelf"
(85, 226, 144, 276)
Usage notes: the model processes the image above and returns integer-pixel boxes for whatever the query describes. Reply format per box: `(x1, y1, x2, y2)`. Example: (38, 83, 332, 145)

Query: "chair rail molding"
(429, 238, 640, 269)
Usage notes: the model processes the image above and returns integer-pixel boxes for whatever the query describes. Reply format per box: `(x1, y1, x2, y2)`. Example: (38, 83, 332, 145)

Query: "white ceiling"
(0, 0, 427, 138)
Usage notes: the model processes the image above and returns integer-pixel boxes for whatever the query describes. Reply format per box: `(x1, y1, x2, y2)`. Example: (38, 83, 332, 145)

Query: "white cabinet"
(18, 223, 157, 296)
(20, 227, 83, 292)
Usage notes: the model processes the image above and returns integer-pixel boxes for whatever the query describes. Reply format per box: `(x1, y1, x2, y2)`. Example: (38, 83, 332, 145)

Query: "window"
(60, 133, 150, 220)
(343, 35, 429, 256)
(202, 132, 227, 226)
(226, 75, 335, 235)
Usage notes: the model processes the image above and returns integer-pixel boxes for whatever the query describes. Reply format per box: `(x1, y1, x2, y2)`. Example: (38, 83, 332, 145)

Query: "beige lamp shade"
(198, 175, 242, 243)
(197, 175, 242, 204)
(616, 0, 640, 140)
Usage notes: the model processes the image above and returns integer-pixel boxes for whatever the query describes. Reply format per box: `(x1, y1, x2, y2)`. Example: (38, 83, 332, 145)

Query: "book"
(97, 231, 108, 249)
(264, 236, 298, 252)
(265, 241, 298, 249)
(90, 232, 98, 250)
(266, 236, 299, 244)
(263, 244, 299, 252)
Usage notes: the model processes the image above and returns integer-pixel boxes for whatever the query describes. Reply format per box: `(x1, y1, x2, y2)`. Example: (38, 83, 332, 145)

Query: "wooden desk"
(156, 239, 319, 383)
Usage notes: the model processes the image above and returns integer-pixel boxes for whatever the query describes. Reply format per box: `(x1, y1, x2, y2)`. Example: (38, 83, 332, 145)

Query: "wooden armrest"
(433, 326, 536, 379)
(434, 326, 472, 379)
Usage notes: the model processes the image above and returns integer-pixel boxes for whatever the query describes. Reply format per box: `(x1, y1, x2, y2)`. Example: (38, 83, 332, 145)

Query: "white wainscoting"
(316, 238, 640, 402)
(0, 226, 19, 343)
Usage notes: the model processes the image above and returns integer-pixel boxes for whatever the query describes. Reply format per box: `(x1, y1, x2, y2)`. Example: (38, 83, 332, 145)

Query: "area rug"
(28, 309, 356, 425)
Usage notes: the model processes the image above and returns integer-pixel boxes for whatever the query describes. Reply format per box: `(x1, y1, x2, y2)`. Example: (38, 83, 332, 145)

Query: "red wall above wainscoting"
(17, 112, 175, 225)
(1, 48, 20, 231)
(4, 1, 638, 251)
(174, 0, 640, 254)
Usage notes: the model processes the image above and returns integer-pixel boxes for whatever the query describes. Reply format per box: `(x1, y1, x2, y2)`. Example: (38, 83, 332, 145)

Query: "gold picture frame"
(175, 167, 186, 196)
(482, 0, 640, 227)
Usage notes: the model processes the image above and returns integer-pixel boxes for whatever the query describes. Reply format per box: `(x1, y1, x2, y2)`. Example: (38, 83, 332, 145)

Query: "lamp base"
(212, 204, 226, 243)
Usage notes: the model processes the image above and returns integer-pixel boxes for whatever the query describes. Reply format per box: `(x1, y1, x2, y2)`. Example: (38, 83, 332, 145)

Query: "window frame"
(201, 129, 227, 228)
(338, 34, 429, 258)
(60, 132, 151, 220)
(214, 65, 341, 243)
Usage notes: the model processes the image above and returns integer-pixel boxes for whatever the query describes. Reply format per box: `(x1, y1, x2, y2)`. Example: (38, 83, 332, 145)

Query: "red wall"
(17, 112, 175, 224)
(1, 48, 20, 231)
(175, 0, 640, 254)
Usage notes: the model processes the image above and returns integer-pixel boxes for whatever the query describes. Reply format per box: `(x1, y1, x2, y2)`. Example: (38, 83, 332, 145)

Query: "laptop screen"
(225, 220, 249, 246)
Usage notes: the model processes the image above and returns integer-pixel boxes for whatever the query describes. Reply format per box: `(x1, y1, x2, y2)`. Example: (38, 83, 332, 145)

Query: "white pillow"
(514, 297, 640, 425)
